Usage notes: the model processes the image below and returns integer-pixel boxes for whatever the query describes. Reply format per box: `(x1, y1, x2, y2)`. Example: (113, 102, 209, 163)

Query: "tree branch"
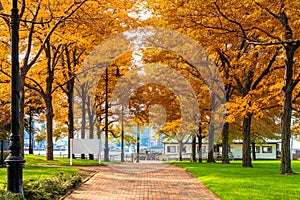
(25, 0, 88, 74)
(252, 47, 280, 90)
(214, 1, 247, 38)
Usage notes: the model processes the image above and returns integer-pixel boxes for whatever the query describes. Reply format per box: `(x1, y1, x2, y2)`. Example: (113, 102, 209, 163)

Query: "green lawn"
(0, 154, 101, 192)
(172, 160, 300, 200)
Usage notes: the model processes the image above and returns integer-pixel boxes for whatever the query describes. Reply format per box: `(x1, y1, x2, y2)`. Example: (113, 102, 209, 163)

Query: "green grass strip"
(172, 160, 300, 200)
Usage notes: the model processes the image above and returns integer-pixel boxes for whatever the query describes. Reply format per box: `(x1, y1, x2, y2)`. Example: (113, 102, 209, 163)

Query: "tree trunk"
(96, 123, 102, 161)
(67, 77, 74, 159)
(251, 142, 256, 161)
(242, 112, 253, 167)
(280, 45, 295, 174)
(96, 122, 101, 139)
(81, 84, 87, 140)
(197, 126, 203, 163)
(87, 96, 94, 160)
(45, 42, 55, 161)
(280, 87, 293, 174)
(80, 84, 87, 159)
(207, 122, 215, 163)
(179, 141, 183, 161)
(45, 96, 54, 161)
(222, 122, 230, 164)
(19, 73, 26, 156)
(190, 134, 196, 162)
(87, 96, 94, 139)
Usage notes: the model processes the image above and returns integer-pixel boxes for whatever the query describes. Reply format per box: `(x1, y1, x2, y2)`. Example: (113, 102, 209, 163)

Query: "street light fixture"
(5, 0, 25, 195)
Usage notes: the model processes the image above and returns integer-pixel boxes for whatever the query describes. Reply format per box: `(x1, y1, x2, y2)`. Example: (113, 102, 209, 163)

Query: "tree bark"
(280, 44, 295, 174)
(45, 41, 55, 161)
(222, 122, 230, 164)
(207, 93, 216, 163)
(87, 96, 94, 139)
(207, 122, 215, 163)
(80, 83, 87, 140)
(280, 88, 293, 174)
(19, 74, 25, 156)
(179, 141, 183, 161)
(251, 142, 256, 161)
(190, 134, 196, 162)
(45, 96, 54, 161)
(242, 112, 253, 167)
(67, 78, 74, 159)
(96, 121, 101, 139)
(80, 84, 87, 159)
(87, 96, 94, 160)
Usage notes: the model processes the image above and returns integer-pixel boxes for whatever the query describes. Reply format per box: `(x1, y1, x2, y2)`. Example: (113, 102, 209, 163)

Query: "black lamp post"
(104, 65, 109, 162)
(121, 106, 124, 162)
(29, 106, 33, 154)
(5, 0, 25, 195)
(136, 123, 140, 163)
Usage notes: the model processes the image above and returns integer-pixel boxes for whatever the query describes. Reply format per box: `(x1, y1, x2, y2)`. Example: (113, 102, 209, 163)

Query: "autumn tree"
(0, 0, 90, 157)
(59, 44, 85, 158)
(149, 0, 290, 169)
(210, 0, 300, 174)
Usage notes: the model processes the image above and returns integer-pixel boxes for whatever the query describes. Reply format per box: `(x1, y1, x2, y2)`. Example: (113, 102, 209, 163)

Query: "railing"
(160, 152, 232, 161)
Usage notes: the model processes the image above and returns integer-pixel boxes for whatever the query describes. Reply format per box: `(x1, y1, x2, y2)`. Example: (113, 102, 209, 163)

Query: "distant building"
(231, 140, 279, 160)
(162, 138, 282, 160)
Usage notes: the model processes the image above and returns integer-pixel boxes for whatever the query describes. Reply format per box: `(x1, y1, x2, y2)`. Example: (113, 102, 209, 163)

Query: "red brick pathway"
(64, 162, 220, 200)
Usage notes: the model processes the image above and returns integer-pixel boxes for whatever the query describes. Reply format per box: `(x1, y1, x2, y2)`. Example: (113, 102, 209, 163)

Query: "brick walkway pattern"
(64, 162, 220, 200)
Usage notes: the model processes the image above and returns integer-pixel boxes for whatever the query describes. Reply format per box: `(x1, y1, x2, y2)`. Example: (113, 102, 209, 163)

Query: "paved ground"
(64, 161, 220, 200)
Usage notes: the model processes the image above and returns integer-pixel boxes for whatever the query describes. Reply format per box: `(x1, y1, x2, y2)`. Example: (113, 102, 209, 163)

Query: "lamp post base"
(29, 148, 33, 154)
(5, 155, 25, 194)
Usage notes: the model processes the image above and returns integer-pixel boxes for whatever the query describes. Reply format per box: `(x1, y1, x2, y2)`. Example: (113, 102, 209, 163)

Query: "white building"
(230, 141, 279, 160)
(163, 139, 281, 160)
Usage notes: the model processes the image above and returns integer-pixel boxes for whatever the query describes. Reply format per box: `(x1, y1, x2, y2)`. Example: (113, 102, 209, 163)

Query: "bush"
(0, 171, 81, 199)
(1, 192, 25, 200)
(23, 172, 82, 200)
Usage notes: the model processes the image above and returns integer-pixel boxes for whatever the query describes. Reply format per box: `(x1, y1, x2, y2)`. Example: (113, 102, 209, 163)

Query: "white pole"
(70, 139, 73, 166)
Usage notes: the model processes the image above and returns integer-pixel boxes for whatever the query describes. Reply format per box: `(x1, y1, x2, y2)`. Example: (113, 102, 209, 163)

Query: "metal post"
(104, 66, 109, 162)
(121, 106, 124, 162)
(136, 124, 140, 163)
(5, 0, 25, 195)
(29, 106, 33, 154)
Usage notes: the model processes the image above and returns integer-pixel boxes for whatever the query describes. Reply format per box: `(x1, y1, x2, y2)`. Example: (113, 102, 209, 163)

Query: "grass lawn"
(172, 160, 300, 200)
(0, 154, 101, 192)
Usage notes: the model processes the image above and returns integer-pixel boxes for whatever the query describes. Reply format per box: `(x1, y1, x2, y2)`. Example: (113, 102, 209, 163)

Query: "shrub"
(0, 171, 81, 199)
(1, 192, 25, 200)
(23, 172, 82, 200)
